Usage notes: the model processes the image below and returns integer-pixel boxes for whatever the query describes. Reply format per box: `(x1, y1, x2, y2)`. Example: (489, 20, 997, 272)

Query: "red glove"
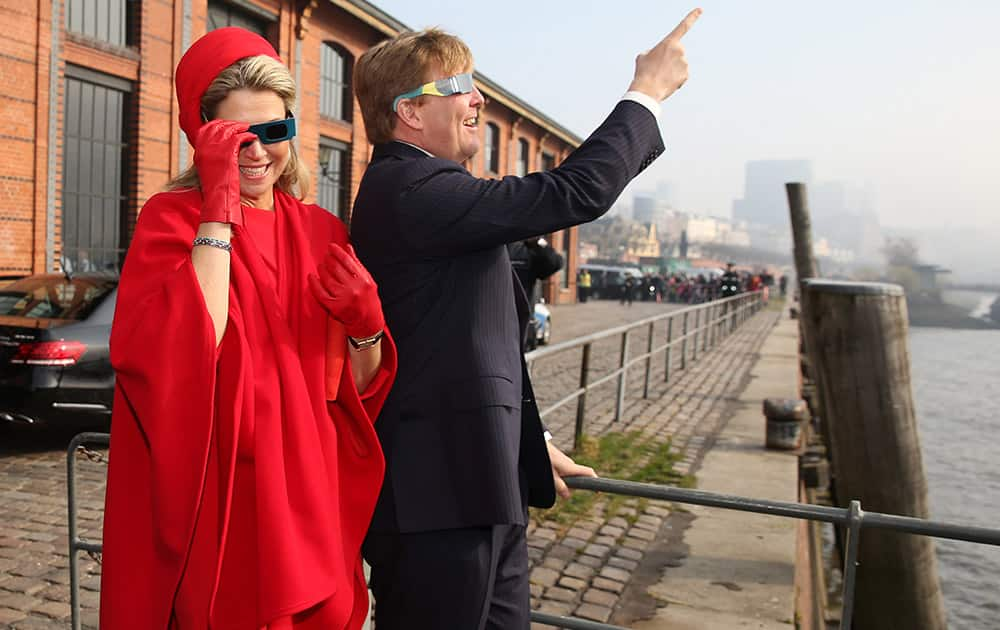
(309, 243, 385, 339)
(193, 119, 257, 225)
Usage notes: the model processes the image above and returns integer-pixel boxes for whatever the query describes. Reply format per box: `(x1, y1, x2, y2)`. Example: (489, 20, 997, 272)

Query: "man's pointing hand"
(630, 8, 702, 102)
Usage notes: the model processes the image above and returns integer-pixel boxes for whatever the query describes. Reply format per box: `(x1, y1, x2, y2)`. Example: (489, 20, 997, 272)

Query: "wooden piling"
(786, 182, 818, 287)
(801, 280, 945, 630)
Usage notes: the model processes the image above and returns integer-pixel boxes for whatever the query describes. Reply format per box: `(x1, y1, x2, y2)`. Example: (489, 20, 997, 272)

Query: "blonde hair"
(168, 55, 310, 198)
(354, 29, 473, 145)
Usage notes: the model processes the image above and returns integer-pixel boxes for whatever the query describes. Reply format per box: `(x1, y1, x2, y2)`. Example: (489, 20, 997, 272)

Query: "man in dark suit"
(350, 10, 701, 629)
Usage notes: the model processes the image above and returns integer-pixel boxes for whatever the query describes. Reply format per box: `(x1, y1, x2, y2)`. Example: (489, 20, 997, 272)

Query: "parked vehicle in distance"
(577, 263, 643, 299)
(0, 273, 117, 430)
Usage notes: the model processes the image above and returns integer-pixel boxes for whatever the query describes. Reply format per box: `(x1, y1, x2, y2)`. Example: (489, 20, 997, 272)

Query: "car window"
(0, 276, 118, 321)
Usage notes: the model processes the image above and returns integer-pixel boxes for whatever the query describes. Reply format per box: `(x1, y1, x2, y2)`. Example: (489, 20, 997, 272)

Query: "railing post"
(642, 321, 654, 398)
(708, 302, 716, 349)
(614, 331, 629, 421)
(680, 312, 688, 370)
(702, 305, 710, 352)
(691, 309, 699, 362)
(840, 500, 864, 630)
(664, 317, 673, 383)
(68, 441, 81, 630)
(574, 343, 592, 450)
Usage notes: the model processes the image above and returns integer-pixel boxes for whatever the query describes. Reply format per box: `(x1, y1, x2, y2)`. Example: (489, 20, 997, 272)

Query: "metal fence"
(525, 290, 764, 450)
(69, 434, 1000, 630)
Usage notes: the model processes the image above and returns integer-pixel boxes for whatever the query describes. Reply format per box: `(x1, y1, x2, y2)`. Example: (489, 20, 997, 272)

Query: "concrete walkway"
(632, 311, 800, 629)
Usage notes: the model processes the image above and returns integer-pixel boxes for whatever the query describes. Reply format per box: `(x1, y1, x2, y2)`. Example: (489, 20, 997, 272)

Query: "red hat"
(175, 27, 281, 145)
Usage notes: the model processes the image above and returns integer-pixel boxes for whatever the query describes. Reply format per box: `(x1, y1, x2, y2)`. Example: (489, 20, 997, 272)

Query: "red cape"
(100, 188, 395, 629)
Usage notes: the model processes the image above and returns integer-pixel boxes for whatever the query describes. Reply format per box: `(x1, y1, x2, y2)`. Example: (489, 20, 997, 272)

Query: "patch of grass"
(533, 431, 691, 529)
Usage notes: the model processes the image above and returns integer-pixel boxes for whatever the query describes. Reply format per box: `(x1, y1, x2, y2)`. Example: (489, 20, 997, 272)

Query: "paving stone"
(575, 602, 613, 623)
(582, 587, 618, 607)
(607, 517, 629, 529)
(621, 537, 646, 550)
(541, 556, 570, 573)
(531, 528, 558, 543)
(0, 591, 39, 611)
(581, 543, 610, 559)
(627, 527, 657, 542)
(547, 544, 578, 561)
(526, 545, 544, 562)
(543, 586, 577, 603)
(574, 555, 603, 569)
(608, 557, 639, 572)
(563, 562, 596, 580)
(557, 576, 587, 591)
(529, 583, 544, 599)
(615, 547, 643, 561)
(536, 600, 574, 616)
(565, 527, 592, 540)
(598, 524, 625, 537)
(0, 576, 48, 596)
(561, 537, 587, 551)
(593, 535, 616, 547)
(30, 600, 70, 619)
(591, 577, 626, 594)
(599, 566, 632, 583)
(530, 567, 560, 587)
(0, 608, 27, 625)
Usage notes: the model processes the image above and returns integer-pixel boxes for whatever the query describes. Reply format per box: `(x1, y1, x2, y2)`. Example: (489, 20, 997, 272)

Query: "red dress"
(100, 190, 395, 630)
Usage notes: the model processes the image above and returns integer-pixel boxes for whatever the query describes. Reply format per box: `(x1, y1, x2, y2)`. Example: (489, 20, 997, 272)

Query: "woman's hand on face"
(193, 119, 257, 226)
(308, 243, 385, 339)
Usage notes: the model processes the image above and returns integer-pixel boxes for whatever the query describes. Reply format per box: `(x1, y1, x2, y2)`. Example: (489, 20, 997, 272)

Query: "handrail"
(526, 291, 766, 446)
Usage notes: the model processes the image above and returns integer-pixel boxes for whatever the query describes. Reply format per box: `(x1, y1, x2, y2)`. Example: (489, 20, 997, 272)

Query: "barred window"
(320, 43, 352, 122)
(207, 1, 269, 37)
(516, 138, 529, 176)
(65, 0, 130, 47)
(318, 138, 351, 222)
(484, 123, 500, 174)
(62, 67, 130, 273)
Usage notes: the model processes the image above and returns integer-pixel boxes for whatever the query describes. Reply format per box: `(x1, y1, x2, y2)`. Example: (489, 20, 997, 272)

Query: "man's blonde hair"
(168, 55, 310, 198)
(354, 29, 473, 145)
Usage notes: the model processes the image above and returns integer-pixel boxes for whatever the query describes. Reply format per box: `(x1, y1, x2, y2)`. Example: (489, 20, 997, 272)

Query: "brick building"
(0, 0, 583, 303)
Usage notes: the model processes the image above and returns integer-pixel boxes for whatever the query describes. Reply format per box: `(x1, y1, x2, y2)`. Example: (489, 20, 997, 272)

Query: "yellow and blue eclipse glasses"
(392, 73, 476, 112)
(247, 116, 297, 144)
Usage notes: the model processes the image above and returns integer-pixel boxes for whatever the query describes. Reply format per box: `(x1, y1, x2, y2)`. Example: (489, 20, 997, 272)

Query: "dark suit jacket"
(351, 100, 664, 534)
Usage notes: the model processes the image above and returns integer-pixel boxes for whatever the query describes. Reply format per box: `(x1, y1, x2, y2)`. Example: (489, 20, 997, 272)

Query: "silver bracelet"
(193, 236, 232, 252)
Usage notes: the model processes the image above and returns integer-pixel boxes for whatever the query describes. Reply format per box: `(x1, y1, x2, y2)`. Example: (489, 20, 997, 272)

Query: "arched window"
(484, 123, 500, 174)
(320, 42, 352, 122)
(516, 138, 529, 176)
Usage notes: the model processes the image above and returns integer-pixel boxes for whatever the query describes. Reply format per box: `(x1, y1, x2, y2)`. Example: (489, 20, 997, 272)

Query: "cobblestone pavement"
(0, 298, 775, 628)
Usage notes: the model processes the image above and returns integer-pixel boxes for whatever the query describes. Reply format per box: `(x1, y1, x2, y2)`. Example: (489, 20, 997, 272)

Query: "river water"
(909, 297, 1000, 629)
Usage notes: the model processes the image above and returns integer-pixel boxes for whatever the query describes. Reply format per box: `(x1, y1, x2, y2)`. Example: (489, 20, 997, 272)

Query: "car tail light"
(10, 341, 88, 366)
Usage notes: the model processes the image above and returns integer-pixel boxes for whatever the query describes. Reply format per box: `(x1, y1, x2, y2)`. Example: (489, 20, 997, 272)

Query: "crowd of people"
(585, 264, 781, 306)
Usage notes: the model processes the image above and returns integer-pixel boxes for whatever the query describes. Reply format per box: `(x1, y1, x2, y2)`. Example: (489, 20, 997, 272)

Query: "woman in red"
(100, 28, 396, 629)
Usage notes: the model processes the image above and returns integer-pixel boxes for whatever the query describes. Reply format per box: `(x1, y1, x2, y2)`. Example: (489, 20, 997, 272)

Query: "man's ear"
(395, 100, 423, 132)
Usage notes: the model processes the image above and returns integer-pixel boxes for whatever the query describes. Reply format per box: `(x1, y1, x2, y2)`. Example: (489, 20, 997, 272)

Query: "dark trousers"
(364, 524, 530, 630)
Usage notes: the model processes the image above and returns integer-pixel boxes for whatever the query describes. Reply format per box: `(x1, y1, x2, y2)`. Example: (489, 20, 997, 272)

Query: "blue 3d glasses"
(392, 73, 476, 112)
(247, 116, 297, 144)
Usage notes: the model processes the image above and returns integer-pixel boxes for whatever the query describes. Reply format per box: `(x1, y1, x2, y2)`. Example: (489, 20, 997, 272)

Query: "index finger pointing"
(666, 8, 702, 41)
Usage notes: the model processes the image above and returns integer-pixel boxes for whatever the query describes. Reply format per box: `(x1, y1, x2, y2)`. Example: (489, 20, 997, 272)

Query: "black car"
(0, 273, 117, 430)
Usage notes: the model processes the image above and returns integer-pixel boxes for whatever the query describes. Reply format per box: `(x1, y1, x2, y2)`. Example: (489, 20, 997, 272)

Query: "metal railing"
(67, 431, 109, 630)
(70, 431, 1000, 630)
(530, 476, 1000, 630)
(525, 291, 765, 450)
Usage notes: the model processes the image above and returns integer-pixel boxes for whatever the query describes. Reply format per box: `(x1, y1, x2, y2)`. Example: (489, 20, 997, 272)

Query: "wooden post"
(801, 280, 945, 630)
(786, 182, 818, 287)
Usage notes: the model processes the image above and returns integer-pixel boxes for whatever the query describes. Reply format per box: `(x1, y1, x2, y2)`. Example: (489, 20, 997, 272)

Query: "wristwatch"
(348, 329, 384, 350)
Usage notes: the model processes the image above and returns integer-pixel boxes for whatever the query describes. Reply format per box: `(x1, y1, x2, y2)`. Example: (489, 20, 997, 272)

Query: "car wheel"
(541, 317, 552, 345)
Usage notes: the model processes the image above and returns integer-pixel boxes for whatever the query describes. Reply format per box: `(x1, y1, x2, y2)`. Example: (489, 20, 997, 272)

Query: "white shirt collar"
(393, 140, 434, 157)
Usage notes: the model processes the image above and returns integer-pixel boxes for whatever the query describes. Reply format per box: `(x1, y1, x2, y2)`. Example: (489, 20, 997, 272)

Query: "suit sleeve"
(397, 100, 664, 257)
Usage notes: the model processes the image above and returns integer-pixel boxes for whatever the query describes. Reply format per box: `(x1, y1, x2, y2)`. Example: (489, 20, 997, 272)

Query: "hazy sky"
(371, 0, 999, 233)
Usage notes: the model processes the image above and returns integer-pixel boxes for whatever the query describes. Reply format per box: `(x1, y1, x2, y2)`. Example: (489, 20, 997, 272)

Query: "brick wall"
(0, 0, 581, 301)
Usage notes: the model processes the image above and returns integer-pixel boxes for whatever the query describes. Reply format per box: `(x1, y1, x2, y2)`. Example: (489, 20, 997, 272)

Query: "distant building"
(732, 160, 814, 227)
